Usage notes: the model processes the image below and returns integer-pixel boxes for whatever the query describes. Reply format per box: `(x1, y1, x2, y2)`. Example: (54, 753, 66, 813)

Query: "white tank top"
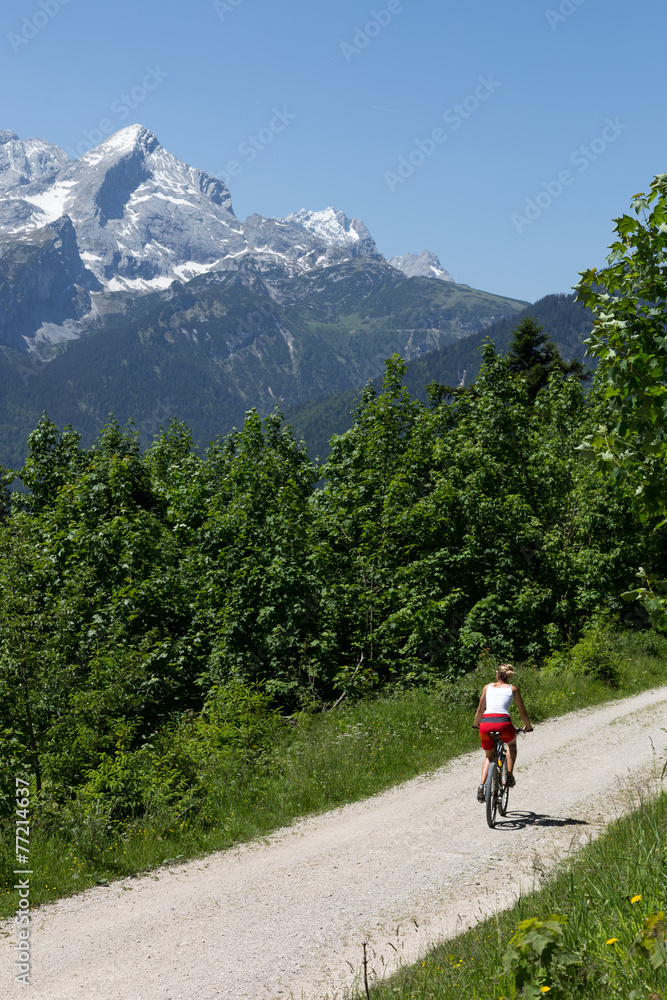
(484, 683, 514, 716)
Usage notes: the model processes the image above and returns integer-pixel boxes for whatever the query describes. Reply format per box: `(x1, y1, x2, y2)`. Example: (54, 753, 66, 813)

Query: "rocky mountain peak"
(0, 131, 70, 193)
(388, 249, 454, 282)
(92, 123, 161, 159)
(285, 207, 376, 250)
(0, 124, 457, 353)
(243, 206, 382, 273)
(0, 124, 244, 292)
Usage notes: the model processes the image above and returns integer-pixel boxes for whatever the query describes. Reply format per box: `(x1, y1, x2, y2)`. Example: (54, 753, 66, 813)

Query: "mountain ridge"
(0, 123, 531, 467)
(0, 124, 464, 359)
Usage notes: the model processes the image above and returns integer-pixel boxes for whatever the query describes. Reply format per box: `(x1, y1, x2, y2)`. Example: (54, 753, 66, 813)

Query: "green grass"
(360, 788, 667, 1000)
(1, 632, 667, 921)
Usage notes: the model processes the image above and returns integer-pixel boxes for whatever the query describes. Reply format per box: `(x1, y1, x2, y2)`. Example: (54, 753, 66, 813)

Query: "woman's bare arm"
(512, 686, 533, 731)
(473, 685, 487, 728)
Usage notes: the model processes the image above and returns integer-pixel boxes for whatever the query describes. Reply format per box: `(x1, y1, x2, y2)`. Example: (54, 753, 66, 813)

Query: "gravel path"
(2, 686, 667, 1000)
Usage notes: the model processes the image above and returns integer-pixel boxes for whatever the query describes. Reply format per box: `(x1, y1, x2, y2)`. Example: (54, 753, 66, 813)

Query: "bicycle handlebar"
(471, 725, 531, 734)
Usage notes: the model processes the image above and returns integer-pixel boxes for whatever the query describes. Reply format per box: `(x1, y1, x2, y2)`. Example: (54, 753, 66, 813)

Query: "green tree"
(0, 515, 89, 796)
(18, 414, 85, 513)
(318, 356, 449, 688)
(0, 466, 11, 521)
(316, 349, 645, 680)
(507, 316, 586, 400)
(191, 409, 326, 705)
(576, 172, 667, 625)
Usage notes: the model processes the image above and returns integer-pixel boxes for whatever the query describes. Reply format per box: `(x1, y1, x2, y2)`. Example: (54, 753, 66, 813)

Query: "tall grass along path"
(2, 686, 667, 1000)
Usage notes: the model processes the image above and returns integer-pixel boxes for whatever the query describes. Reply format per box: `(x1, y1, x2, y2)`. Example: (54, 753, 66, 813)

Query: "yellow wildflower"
(631, 895, 642, 904)
(606, 938, 619, 945)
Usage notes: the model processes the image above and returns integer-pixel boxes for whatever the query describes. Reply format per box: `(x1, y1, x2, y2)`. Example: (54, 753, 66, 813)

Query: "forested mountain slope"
(0, 260, 526, 467)
(287, 293, 592, 458)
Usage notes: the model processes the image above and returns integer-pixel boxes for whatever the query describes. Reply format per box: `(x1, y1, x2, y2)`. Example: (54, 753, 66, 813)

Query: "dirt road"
(3, 686, 666, 1000)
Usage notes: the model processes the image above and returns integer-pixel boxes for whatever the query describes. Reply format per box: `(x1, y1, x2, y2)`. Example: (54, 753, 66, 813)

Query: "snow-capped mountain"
(243, 207, 381, 275)
(0, 124, 384, 299)
(1, 125, 243, 293)
(388, 250, 454, 282)
(0, 123, 473, 369)
(0, 129, 69, 190)
(0, 124, 533, 467)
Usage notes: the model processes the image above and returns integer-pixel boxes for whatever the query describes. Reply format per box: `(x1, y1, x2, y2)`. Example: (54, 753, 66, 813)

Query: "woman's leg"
(507, 738, 517, 774)
(481, 747, 495, 783)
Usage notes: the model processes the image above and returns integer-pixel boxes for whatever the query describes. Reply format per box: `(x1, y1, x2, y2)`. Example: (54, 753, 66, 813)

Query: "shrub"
(200, 679, 283, 762)
(620, 628, 667, 659)
(544, 610, 621, 686)
(32, 795, 114, 862)
(569, 631, 619, 686)
(66, 681, 282, 830)
(501, 913, 581, 998)
(0, 728, 30, 819)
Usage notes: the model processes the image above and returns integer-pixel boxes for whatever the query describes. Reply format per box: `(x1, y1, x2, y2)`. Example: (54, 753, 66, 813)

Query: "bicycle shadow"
(492, 810, 588, 831)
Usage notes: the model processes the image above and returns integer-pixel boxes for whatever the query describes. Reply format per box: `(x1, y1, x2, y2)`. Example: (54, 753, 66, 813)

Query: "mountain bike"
(485, 727, 524, 828)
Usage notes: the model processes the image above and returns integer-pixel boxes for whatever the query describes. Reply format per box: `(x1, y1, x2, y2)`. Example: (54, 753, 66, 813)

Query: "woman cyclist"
(472, 663, 533, 802)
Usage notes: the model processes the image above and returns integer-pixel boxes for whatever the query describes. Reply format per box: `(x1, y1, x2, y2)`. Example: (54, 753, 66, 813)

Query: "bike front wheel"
(485, 762, 499, 828)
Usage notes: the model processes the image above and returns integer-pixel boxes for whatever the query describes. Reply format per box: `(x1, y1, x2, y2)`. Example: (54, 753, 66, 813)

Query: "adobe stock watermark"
(340, 0, 410, 63)
(214, 107, 296, 187)
(64, 65, 169, 159)
(15, 350, 42, 387)
(235, 301, 279, 341)
(8, 0, 72, 54)
(511, 117, 628, 235)
(384, 75, 501, 192)
(14, 777, 31, 985)
(545, 0, 587, 30)
(213, 0, 246, 21)
(137, 396, 177, 445)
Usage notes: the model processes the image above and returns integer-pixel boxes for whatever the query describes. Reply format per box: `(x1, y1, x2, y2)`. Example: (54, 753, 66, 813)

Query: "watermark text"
(214, 107, 296, 187)
(340, 1, 408, 63)
(545, 0, 587, 30)
(384, 75, 501, 192)
(14, 777, 31, 985)
(8, 0, 72, 54)
(65, 65, 169, 158)
(511, 117, 628, 234)
(213, 0, 246, 21)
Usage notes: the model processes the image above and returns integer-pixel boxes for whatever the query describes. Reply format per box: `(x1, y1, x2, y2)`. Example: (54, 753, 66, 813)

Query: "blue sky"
(1, 0, 664, 303)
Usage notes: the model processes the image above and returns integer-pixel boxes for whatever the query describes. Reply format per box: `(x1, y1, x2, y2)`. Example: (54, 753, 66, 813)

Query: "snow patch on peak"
(93, 124, 160, 159)
(0, 132, 70, 194)
(286, 207, 365, 245)
(272, 207, 380, 266)
(23, 180, 78, 224)
(388, 250, 454, 283)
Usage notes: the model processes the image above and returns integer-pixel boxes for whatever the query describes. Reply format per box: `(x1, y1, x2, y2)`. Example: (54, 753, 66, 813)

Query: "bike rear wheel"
(485, 762, 499, 827)
(499, 757, 510, 816)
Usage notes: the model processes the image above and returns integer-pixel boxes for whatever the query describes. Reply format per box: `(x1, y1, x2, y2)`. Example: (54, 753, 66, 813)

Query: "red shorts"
(480, 715, 516, 751)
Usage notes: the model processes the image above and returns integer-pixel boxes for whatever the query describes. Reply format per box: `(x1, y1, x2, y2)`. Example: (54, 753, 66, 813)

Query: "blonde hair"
(497, 663, 515, 683)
